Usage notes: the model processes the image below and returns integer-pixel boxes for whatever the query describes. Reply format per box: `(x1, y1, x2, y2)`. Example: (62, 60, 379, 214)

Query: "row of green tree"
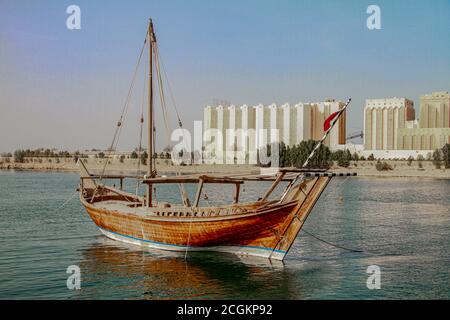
(258, 141, 450, 169)
(258, 141, 356, 169)
(8, 148, 174, 163)
(12, 149, 74, 163)
(6, 143, 450, 168)
(129, 151, 171, 160)
(432, 144, 450, 169)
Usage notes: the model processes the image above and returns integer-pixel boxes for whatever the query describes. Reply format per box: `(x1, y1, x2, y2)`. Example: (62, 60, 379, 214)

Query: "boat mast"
(147, 19, 156, 207)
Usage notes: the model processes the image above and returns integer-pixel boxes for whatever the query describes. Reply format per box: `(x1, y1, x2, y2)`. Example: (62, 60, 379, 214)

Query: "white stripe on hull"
(98, 227, 286, 261)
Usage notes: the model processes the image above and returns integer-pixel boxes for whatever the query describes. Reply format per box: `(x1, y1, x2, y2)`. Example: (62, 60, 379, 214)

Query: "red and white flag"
(323, 111, 339, 132)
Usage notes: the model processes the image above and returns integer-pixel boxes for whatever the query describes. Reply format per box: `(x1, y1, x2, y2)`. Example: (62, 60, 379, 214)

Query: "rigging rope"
(151, 42, 200, 252)
(156, 46, 183, 127)
(153, 41, 192, 206)
(154, 44, 172, 141)
(154, 43, 191, 158)
(92, 28, 194, 210)
(99, 33, 148, 179)
(135, 40, 148, 197)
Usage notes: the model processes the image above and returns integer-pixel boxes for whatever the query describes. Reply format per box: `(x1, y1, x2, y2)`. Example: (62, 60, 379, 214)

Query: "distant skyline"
(1, 0, 450, 152)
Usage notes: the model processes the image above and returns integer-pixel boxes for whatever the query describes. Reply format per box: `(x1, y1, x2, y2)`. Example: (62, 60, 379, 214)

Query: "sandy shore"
(1, 158, 449, 179)
(0, 158, 260, 175)
(332, 165, 450, 180)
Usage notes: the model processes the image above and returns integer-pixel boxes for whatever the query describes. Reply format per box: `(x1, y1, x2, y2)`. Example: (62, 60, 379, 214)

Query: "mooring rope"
(53, 191, 78, 213)
(296, 175, 389, 255)
(320, 175, 350, 202)
(298, 176, 403, 256)
(300, 227, 402, 256)
(301, 228, 364, 253)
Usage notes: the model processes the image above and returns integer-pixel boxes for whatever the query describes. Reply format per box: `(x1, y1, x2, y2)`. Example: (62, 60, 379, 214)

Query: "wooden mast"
(147, 19, 155, 207)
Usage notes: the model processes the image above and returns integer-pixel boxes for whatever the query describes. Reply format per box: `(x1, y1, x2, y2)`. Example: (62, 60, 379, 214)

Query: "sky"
(1, 0, 450, 153)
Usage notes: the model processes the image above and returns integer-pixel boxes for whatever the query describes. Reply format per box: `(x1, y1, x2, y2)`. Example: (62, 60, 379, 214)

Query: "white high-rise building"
(363, 94, 450, 151)
(282, 103, 296, 146)
(203, 100, 347, 164)
(363, 97, 415, 150)
(295, 103, 309, 144)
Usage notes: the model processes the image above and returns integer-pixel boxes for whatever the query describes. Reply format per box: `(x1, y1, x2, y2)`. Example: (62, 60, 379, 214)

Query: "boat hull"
(81, 176, 331, 260)
(98, 227, 287, 260)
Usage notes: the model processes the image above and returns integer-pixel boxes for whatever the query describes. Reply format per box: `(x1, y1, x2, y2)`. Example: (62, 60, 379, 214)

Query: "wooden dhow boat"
(78, 20, 355, 261)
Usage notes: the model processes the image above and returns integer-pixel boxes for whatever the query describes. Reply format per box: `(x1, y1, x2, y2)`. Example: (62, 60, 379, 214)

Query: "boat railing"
(80, 175, 143, 193)
(80, 169, 357, 208)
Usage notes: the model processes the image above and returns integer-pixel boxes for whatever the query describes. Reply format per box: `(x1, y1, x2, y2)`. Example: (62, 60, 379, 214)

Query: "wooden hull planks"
(80, 176, 331, 260)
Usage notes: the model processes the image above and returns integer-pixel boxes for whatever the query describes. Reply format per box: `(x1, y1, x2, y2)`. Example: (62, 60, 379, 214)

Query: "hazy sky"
(1, 0, 449, 153)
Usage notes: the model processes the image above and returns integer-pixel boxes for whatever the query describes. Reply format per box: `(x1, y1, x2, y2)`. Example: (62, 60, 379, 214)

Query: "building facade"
(397, 92, 450, 150)
(203, 100, 346, 164)
(397, 127, 450, 150)
(364, 93, 450, 151)
(364, 98, 415, 150)
(419, 91, 450, 129)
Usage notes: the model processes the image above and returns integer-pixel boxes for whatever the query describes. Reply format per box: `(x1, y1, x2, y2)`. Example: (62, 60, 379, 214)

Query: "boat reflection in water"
(75, 237, 332, 299)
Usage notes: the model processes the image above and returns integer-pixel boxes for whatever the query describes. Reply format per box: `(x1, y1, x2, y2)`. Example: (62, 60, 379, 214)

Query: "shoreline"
(1, 161, 449, 179)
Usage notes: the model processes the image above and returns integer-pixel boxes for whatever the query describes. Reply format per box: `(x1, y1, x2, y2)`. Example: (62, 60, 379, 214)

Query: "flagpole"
(279, 98, 351, 202)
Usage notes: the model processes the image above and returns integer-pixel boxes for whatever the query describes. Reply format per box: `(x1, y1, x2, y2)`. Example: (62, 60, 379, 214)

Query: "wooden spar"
(82, 170, 354, 187)
(86, 175, 144, 180)
(278, 168, 327, 173)
(193, 177, 204, 207)
(234, 183, 240, 204)
(269, 176, 331, 258)
(143, 175, 245, 184)
(102, 185, 143, 202)
(179, 184, 191, 207)
(260, 172, 286, 202)
(147, 19, 155, 207)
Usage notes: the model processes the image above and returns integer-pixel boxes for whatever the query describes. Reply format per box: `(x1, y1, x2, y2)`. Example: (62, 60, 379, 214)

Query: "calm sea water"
(0, 171, 449, 299)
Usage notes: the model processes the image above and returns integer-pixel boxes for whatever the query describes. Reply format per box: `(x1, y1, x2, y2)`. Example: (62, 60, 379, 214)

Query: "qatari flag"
(323, 111, 339, 132)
